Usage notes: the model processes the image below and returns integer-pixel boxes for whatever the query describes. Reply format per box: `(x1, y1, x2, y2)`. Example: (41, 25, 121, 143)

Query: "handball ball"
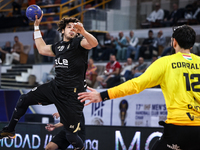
(26, 5, 42, 21)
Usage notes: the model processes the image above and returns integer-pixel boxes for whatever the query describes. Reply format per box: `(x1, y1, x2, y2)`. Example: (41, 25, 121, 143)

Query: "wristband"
(34, 26, 39, 30)
(100, 90, 110, 101)
(34, 31, 42, 39)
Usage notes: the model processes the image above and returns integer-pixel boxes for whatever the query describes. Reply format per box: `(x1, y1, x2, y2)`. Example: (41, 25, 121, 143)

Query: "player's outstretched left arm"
(72, 22, 98, 50)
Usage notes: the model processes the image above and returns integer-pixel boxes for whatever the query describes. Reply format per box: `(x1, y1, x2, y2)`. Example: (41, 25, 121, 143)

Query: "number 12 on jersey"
(183, 73, 200, 92)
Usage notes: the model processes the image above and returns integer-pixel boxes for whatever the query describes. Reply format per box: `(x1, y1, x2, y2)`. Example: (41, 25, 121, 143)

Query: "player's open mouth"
(69, 32, 74, 36)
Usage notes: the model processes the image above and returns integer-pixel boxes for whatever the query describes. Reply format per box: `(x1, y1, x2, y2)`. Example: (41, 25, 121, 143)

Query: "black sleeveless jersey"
(51, 37, 88, 91)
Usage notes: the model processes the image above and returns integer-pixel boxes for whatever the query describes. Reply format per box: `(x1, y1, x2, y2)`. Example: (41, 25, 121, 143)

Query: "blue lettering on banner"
(135, 116, 144, 120)
(91, 102, 105, 117)
(151, 111, 159, 116)
(135, 111, 150, 115)
(136, 104, 143, 110)
(160, 111, 167, 115)
(152, 104, 166, 110)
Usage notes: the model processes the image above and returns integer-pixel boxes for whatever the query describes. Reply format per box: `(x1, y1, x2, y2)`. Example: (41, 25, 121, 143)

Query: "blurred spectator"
(85, 0, 102, 8)
(96, 55, 121, 88)
(66, 2, 80, 18)
(161, 46, 172, 57)
(120, 58, 135, 81)
(147, 56, 158, 67)
(92, 0, 102, 6)
(0, 41, 12, 62)
(33, 31, 44, 64)
(146, 3, 164, 22)
(97, 33, 116, 61)
(12, 0, 24, 16)
(40, 64, 56, 84)
(4, 36, 24, 65)
(131, 57, 147, 78)
(37, 0, 47, 6)
(163, 3, 182, 26)
(193, 1, 200, 22)
(43, 23, 56, 63)
(184, 4, 194, 19)
(139, 30, 157, 59)
(86, 58, 97, 87)
(156, 30, 166, 56)
(28, 0, 36, 5)
(114, 31, 127, 60)
(126, 31, 140, 60)
(192, 43, 200, 56)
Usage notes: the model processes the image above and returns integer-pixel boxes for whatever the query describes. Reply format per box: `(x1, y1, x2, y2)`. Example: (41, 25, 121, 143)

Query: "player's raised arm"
(34, 13, 55, 57)
(72, 22, 98, 50)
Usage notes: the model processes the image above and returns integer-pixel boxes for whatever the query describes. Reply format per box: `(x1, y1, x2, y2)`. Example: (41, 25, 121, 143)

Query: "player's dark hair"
(57, 17, 80, 33)
(172, 25, 196, 49)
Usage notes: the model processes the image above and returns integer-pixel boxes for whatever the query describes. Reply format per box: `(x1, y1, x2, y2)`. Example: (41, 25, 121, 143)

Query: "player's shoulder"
(53, 40, 63, 46)
(159, 53, 184, 61)
(160, 52, 200, 62)
(191, 53, 200, 60)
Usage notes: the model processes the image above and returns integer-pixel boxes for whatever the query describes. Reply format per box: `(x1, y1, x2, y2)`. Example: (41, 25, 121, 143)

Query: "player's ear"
(62, 29, 64, 34)
(173, 38, 177, 48)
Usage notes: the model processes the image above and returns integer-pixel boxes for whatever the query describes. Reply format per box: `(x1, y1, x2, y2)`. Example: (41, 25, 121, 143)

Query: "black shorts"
(51, 129, 70, 150)
(27, 80, 84, 133)
(52, 114, 85, 150)
(151, 121, 200, 150)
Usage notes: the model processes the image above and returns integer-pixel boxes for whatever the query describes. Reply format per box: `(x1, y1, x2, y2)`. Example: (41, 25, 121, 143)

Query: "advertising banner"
(111, 89, 167, 127)
(0, 123, 163, 150)
(5, 88, 167, 127)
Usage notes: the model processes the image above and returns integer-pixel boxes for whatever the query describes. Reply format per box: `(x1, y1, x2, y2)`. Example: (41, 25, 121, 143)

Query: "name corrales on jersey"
(172, 62, 200, 69)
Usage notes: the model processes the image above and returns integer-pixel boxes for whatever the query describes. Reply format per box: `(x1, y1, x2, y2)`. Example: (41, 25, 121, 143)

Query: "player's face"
(62, 22, 77, 41)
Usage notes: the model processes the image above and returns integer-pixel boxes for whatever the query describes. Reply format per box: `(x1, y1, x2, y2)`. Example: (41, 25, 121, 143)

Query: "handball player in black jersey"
(0, 13, 98, 150)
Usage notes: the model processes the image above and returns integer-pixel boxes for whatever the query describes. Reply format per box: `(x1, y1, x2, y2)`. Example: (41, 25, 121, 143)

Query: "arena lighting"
(115, 130, 162, 150)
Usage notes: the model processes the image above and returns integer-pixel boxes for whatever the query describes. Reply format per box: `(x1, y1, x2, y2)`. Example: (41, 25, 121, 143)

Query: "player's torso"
(162, 53, 200, 125)
(52, 38, 88, 89)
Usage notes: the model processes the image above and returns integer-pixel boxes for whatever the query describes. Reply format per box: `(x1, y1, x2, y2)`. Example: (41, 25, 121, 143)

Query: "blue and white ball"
(26, 5, 42, 21)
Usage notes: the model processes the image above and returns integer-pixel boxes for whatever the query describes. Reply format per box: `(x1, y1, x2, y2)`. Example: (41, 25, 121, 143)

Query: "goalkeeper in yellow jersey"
(78, 25, 200, 150)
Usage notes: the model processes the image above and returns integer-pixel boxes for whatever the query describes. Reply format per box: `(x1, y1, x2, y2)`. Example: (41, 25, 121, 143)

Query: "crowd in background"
(1, 0, 200, 89)
(141, 1, 200, 28)
(1, 24, 200, 88)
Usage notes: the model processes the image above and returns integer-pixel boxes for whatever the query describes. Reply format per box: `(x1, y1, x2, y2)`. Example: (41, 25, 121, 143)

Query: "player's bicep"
(80, 38, 92, 50)
(39, 45, 55, 57)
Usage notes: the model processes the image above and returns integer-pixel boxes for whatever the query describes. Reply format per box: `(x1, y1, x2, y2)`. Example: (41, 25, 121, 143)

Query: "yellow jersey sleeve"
(108, 57, 167, 99)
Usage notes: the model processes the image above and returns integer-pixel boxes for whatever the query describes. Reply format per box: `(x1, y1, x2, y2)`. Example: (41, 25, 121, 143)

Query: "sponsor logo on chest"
(55, 57, 68, 68)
